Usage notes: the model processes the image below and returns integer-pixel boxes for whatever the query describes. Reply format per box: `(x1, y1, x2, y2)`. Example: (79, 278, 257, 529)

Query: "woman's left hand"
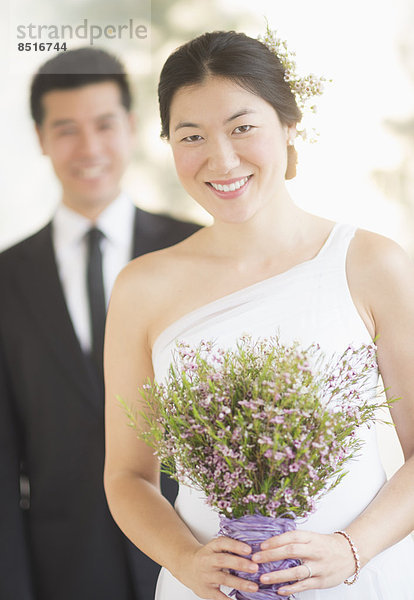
(251, 529, 357, 596)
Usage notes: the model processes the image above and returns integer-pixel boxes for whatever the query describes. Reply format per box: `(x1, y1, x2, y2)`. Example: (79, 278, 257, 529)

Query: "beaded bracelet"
(334, 530, 361, 585)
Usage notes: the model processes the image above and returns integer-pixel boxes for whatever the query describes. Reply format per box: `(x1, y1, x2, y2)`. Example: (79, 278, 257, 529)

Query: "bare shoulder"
(114, 247, 179, 295)
(347, 228, 414, 333)
(347, 228, 414, 286)
(110, 237, 200, 319)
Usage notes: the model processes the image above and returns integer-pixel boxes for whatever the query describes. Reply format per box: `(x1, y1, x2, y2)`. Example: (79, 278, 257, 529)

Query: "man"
(0, 47, 199, 600)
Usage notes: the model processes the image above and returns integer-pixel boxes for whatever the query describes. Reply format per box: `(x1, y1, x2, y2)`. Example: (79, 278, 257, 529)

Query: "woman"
(104, 31, 414, 599)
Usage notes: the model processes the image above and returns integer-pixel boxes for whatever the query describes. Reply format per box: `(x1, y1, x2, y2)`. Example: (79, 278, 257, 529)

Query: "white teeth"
(210, 176, 249, 192)
(78, 166, 105, 179)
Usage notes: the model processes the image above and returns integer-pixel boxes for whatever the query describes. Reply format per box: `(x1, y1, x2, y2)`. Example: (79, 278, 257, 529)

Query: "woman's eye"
(233, 125, 252, 134)
(182, 134, 203, 143)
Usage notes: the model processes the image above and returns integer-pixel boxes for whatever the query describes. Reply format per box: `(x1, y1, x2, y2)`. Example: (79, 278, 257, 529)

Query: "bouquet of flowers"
(120, 336, 392, 599)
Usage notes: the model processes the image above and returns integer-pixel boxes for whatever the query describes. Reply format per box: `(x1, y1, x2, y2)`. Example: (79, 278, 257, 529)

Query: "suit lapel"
(132, 207, 150, 258)
(131, 206, 200, 259)
(131, 207, 166, 258)
(13, 223, 101, 407)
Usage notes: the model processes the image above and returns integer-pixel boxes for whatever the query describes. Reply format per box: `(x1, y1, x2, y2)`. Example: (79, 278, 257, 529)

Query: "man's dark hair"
(30, 47, 132, 125)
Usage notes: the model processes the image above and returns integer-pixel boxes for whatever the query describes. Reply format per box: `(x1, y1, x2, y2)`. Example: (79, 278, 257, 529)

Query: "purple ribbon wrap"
(219, 514, 300, 600)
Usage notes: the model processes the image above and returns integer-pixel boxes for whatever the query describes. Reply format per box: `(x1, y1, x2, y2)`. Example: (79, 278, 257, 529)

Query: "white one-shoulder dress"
(152, 223, 414, 599)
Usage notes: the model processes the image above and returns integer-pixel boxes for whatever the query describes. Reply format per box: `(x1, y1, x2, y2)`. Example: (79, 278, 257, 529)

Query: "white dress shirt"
(52, 193, 135, 353)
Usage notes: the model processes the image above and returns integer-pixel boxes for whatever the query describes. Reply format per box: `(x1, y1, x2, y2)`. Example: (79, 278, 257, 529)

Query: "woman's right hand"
(176, 536, 259, 599)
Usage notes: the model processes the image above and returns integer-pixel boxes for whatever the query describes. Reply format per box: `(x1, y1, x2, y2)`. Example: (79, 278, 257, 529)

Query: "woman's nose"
(207, 137, 240, 174)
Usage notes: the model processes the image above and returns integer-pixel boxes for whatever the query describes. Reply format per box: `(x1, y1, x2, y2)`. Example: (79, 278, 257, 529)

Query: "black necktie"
(86, 227, 106, 381)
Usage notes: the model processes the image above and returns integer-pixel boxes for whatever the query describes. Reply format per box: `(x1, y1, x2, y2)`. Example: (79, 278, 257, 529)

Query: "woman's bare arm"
(342, 230, 414, 558)
(252, 230, 414, 596)
(103, 257, 259, 599)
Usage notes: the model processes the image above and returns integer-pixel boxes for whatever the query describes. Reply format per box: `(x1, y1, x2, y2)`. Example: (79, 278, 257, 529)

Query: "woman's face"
(169, 76, 295, 224)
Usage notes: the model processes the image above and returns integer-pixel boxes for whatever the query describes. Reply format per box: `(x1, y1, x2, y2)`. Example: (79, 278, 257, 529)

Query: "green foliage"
(121, 336, 393, 519)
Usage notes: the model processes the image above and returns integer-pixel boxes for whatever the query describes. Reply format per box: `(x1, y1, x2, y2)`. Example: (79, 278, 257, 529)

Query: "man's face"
(36, 81, 134, 214)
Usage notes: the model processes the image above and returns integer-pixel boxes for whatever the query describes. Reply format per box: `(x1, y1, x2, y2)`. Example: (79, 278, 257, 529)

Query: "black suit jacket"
(0, 207, 199, 600)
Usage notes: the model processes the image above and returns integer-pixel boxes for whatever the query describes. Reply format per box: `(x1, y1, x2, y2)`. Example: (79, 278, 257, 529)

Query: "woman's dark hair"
(30, 47, 132, 125)
(158, 30, 302, 140)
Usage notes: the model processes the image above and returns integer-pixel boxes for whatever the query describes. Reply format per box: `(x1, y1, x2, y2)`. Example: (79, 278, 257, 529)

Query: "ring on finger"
(302, 563, 313, 579)
(297, 563, 313, 581)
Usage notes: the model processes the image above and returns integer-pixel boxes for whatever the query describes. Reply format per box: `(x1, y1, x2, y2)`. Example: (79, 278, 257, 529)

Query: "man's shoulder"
(0, 222, 52, 270)
(134, 207, 200, 233)
(132, 207, 201, 254)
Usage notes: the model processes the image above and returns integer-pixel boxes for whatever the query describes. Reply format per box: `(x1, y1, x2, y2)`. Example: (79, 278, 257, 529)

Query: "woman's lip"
(208, 175, 252, 185)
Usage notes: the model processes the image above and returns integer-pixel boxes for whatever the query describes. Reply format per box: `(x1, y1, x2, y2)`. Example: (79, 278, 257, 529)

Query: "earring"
(285, 141, 298, 180)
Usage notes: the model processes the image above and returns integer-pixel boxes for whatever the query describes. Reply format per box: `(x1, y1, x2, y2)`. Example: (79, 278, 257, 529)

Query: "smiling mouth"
(207, 175, 252, 193)
(76, 165, 107, 180)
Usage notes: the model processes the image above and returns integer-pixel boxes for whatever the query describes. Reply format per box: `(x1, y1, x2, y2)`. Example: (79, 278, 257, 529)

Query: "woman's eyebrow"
(174, 109, 256, 132)
(225, 109, 256, 123)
